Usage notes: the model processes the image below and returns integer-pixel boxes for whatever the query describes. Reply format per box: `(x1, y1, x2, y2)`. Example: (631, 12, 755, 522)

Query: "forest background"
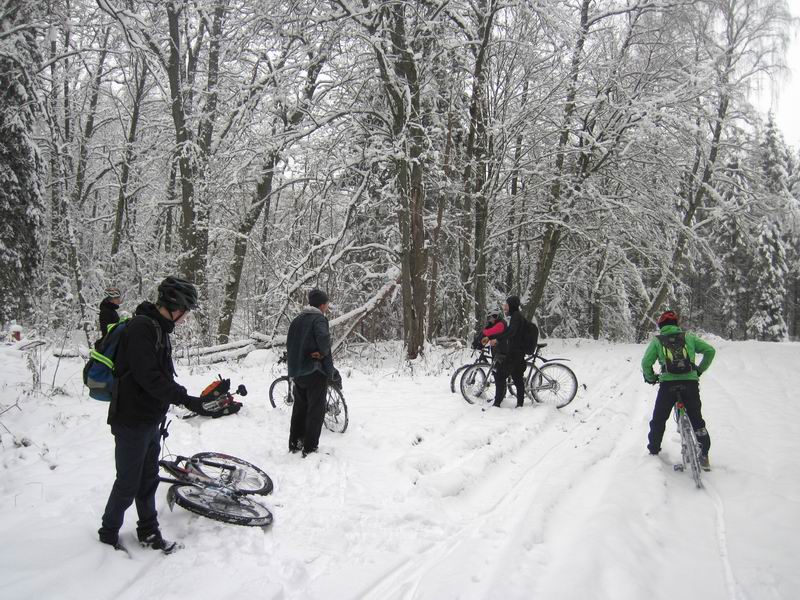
(1, 0, 798, 359)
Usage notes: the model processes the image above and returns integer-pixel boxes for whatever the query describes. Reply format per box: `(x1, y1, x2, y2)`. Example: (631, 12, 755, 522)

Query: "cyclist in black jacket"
(485, 295, 529, 408)
(98, 277, 215, 554)
(98, 286, 122, 339)
(286, 288, 334, 457)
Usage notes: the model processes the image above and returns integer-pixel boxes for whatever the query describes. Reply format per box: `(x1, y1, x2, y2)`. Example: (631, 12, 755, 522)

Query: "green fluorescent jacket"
(641, 324, 716, 383)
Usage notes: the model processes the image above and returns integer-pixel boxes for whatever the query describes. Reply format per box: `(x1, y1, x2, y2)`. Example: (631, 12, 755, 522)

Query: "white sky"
(767, 11, 800, 148)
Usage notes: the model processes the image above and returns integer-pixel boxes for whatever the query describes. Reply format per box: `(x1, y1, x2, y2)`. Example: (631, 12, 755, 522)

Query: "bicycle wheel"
(681, 419, 703, 489)
(460, 364, 495, 405)
(450, 364, 472, 394)
(529, 363, 577, 408)
(190, 452, 273, 495)
(269, 376, 293, 410)
(169, 485, 273, 526)
(324, 386, 349, 433)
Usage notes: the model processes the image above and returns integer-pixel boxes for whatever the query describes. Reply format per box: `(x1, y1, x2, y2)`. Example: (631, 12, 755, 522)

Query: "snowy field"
(1, 337, 798, 600)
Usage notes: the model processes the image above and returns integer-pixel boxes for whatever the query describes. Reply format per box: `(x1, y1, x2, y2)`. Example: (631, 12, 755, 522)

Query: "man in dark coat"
(486, 295, 532, 408)
(98, 277, 216, 554)
(287, 288, 334, 457)
(99, 286, 123, 338)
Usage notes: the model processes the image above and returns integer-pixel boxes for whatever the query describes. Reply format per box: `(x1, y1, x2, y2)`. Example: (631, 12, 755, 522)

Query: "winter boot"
(138, 530, 182, 554)
(98, 529, 128, 554)
(699, 454, 711, 471)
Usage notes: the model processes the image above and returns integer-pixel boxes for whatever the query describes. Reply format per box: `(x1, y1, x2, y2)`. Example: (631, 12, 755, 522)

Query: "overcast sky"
(768, 14, 800, 148)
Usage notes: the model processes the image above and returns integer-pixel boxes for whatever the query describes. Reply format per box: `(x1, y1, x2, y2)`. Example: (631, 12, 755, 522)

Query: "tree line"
(1, 0, 798, 358)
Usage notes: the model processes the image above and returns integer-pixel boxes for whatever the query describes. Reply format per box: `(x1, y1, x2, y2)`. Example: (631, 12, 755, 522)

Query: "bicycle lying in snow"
(458, 344, 578, 409)
(158, 425, 274, 526)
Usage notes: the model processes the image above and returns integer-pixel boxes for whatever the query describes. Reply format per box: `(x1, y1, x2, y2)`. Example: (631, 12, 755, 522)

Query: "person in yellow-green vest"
(642, 310, 716, 469)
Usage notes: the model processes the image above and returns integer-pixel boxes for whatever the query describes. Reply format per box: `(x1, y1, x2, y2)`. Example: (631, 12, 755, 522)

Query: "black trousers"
(99, 422, 161, 540)
(648, 380, 711, 455)
(495, 356, 527, 407)
(289, 372, 328, 452)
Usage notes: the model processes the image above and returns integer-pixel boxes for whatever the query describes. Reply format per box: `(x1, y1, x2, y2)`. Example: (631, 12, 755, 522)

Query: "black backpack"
(657, 332, 693, 375)
(520, 317, 538, 355)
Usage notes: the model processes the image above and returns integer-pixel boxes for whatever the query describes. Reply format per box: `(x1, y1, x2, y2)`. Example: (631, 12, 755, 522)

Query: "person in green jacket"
(642, 310, 716, 468)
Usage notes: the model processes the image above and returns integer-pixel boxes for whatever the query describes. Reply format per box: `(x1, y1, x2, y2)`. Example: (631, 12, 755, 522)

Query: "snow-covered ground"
(1, 337, 798, 600)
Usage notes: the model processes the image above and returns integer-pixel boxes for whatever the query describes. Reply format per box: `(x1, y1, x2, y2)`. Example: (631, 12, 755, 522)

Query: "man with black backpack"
(485, 295, 537, 408)
(642, 310, 716, 469)
(98, 277, 222, 554)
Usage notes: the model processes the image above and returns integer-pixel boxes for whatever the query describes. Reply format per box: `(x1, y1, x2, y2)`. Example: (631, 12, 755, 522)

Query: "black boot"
(138, 530, 182, 554)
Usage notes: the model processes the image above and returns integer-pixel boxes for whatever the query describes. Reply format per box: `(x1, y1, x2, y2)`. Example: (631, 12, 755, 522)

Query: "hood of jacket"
(135, 301, 176, 334)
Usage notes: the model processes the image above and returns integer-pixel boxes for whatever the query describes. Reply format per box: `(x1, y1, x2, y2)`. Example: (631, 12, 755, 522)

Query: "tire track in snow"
(704, 479, 741, 600)
(356, 358, 643, 599)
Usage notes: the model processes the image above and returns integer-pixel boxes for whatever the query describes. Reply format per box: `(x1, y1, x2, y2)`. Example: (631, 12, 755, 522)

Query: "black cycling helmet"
(157, 276, 198, 311)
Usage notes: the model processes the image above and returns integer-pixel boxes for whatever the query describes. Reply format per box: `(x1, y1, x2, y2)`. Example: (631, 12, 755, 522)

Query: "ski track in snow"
(1, 339, 799, 599)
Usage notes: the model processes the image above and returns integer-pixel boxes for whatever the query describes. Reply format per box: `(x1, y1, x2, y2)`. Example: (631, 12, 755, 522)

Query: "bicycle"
(159, 443, 274, 526)
(671, 386, 704, 488)
(269, 355, 349, 433)
(460, 344, 578, 409)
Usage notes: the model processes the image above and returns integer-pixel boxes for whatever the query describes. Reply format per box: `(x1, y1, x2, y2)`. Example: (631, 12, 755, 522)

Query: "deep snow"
(0, 337, 798, 600)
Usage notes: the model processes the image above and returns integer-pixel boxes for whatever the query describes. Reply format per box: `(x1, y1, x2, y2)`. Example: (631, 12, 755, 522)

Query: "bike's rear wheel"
(680, 419, 703, 489)
(460, 364, 495, 405)
(269, 376, 293, 411)
(190, 452, 273, 495)
(169, 485, 273, 526)
(324, 386, 349, 433)
(530, 363, 578, 409)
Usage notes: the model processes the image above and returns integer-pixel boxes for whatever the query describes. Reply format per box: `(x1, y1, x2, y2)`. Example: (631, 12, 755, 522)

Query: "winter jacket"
(480, 320, 507, 359)
(99, 298, 120, 336)
(108, 302, 191, 426)
(286, 307, 334, 379)
(641, 324, 716, 383)
(494, 309, 526, 359)
(482, 320, 506, 338)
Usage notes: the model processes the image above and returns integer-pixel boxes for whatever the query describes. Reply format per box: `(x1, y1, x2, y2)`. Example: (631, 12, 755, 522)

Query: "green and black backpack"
(657, 332, 694, 375)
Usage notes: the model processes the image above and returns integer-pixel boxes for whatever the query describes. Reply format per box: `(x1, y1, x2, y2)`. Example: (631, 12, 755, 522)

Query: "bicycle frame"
(159, 455, 242, 495)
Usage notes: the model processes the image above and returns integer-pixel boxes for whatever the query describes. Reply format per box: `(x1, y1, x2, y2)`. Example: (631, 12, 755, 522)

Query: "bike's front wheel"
(324, 386, 349, 433)
(190, 452, 273, 495)
(450, 363, 472, 394)
(269, 376, 293, 410)
(529, 363, 578, 409)
(169, 485, 273, 526)
(460, 364, 495, 405)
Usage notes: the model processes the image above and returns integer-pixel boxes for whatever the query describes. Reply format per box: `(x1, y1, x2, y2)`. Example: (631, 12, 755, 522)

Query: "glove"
(643, 374, 658, 385)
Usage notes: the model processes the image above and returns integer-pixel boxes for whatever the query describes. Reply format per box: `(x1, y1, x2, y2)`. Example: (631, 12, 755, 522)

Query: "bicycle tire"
(169, 485, 273, 526)
(450, 364, 472, 394)
(190, 452, 273, 495)
(530, 363, 577, 409)
(460, 364, 495, 405)
(681, 418, 703, 489)
(324, 386, 349, 433)
(269, 376, 293, 410)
